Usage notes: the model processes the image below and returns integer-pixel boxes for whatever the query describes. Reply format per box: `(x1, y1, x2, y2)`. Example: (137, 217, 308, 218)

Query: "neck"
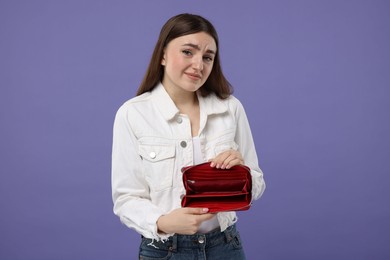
(161, 82, 201, 136)
(163, 85, 198, 112)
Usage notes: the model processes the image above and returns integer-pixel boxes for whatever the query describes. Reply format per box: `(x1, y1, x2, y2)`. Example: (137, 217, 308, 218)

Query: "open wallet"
(181, 162, 252, 213)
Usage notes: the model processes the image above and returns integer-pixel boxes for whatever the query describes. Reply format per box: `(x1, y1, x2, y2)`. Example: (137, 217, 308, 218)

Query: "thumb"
(184, 207, 209, 215)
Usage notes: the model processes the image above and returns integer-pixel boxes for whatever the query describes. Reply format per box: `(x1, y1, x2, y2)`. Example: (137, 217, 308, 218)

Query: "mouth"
(184, 72, 202, 80)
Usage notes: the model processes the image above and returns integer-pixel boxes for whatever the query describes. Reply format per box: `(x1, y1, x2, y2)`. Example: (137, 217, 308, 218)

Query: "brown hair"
(136, 13, 232, 99)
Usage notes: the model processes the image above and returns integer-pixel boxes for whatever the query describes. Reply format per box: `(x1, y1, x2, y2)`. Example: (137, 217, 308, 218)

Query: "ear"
(161, 49, 166, 66)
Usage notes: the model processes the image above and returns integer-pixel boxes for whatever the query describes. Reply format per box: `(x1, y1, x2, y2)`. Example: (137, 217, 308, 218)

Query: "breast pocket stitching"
(138, 144, 176, 192)
(205, 129, 238, 159)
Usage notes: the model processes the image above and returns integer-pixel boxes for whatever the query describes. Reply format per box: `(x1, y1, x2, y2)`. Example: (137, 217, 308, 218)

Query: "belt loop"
(224, 225, 233, 242)
(170, 235, 178, 252)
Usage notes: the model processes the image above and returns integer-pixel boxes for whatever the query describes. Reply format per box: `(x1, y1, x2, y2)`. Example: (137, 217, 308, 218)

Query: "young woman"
(112, 13, 265, 259)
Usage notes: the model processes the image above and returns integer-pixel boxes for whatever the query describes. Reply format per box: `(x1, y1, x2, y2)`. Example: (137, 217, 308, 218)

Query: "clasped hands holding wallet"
(181, 150, 252, 213)
(157, 150, 252, 235)
(181, 162, 252, 213)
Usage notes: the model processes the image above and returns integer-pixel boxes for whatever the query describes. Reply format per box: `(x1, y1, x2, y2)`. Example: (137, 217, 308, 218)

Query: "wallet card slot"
(185, 174, 247, 180)
(183, 194, 251, 212)
(186, 179, 246, 193)
(185, 191, 248, 197)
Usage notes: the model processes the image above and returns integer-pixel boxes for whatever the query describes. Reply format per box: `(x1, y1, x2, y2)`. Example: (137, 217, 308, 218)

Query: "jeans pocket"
(139, 248, 172, 260)
(139, 239, 173, 260)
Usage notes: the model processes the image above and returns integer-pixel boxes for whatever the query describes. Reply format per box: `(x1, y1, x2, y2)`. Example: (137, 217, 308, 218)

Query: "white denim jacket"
(112, 83, 265, 241)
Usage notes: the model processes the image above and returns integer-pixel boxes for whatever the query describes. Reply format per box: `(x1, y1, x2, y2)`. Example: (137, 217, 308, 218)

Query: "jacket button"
(180, 141, 187, 148)
(176, 117, 183, 124)
(149, 152, 156, 159)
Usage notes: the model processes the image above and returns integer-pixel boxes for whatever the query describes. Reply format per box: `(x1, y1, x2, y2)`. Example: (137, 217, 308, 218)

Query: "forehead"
(169, 32, 217, 52)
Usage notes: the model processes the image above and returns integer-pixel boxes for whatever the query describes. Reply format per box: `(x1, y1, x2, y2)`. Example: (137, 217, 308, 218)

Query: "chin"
(182, 82, 202, 92)
(186, 86, 202, 93)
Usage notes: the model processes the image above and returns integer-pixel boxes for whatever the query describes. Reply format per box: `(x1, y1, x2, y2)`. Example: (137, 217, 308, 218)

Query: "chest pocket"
(138, 144, 176, 192)
(205, 128, 238, 159)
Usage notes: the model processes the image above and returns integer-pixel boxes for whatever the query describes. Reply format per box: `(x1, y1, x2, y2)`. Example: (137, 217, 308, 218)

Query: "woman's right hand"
(157, 207, 215, 235)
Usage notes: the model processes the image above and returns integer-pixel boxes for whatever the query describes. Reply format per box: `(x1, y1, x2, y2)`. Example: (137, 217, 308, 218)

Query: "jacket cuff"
(147, 211, 174, 241)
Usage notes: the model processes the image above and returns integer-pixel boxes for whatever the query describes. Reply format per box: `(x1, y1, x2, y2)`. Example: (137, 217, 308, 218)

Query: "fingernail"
(210, 162, 215, 167)
(203, 208, 209, 213)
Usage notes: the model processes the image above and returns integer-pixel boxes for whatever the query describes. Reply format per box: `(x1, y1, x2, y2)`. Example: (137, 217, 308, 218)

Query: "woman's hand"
(157, 208, 215, 235)
(209, 149, 244, 169)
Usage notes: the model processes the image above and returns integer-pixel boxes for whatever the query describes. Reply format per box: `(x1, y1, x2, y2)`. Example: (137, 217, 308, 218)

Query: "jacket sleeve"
(111, 104, 173, 241)
(233, 98, 266, 201)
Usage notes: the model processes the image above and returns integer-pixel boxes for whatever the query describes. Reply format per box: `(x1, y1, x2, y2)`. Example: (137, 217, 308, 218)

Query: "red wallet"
(181, 163, 252, 213)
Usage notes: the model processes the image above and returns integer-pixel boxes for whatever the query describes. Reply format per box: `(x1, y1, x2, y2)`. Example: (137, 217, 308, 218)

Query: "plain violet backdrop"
(1, 0, 389, 259)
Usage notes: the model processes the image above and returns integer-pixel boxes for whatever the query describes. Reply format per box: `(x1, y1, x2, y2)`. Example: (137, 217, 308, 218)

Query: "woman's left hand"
(209, 149, 244, 169)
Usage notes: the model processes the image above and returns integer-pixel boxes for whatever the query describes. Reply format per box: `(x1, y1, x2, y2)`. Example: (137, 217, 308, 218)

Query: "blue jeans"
(139, 224, 246, 259)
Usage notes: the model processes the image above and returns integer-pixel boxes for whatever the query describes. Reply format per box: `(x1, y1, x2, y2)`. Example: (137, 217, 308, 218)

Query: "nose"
(192, 55, 203, 71)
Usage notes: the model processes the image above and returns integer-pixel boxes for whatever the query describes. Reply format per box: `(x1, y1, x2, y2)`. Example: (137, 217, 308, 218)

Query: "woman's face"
(161, 32, 217, 94)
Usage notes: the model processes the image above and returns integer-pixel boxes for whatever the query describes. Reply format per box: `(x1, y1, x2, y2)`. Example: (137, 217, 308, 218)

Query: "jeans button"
(198, 236, 205, 244)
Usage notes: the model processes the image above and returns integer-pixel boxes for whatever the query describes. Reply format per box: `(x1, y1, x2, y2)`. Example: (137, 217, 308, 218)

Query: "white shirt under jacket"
(111, 82, 265, 241)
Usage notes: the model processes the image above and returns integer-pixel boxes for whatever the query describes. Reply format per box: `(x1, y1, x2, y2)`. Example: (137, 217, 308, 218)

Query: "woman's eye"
(182, 50, 192, 56)
(203, 56, 213, 62)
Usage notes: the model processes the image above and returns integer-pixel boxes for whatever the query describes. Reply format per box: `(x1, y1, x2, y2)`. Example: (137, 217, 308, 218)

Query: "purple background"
(1, 1, 389, 259)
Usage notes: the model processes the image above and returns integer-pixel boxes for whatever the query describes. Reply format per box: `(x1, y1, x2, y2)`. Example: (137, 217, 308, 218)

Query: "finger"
(210, 150, 244, 168)
(184, 207, 209, 215)
(220, 152, 243, 169)
(225, 158, 244, 169)
(210, 152, 232, 168)
(223, 152, 244, 168)
(219, 153, 237, 169)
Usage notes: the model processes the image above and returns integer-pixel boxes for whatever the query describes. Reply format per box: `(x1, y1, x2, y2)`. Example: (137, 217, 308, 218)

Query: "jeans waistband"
(141, 224, 239, 251)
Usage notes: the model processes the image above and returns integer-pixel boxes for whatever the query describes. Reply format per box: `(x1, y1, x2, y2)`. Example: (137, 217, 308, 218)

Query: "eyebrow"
(182, 43, 216, 55)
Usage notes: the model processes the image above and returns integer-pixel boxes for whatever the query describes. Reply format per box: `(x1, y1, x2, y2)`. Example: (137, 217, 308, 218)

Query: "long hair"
(136, 13, 232, 99)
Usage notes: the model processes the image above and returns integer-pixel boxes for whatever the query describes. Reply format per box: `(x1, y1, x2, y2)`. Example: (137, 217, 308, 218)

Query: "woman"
(112, 13, 265, 259)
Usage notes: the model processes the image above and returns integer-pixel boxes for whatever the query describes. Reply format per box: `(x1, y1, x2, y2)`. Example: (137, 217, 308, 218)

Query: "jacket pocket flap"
(138, 144, 175, 162)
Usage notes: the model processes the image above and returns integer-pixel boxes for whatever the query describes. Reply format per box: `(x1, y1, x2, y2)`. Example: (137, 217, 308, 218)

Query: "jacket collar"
(151, 82, 228, 121)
